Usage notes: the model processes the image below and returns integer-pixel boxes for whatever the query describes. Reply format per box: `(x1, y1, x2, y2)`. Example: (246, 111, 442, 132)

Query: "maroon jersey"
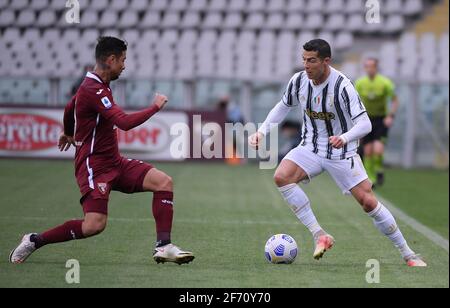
(64, 72, 159, 196)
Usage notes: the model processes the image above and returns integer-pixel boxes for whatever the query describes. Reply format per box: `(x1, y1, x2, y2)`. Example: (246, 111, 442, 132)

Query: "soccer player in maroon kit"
(10, 37, 194, 265)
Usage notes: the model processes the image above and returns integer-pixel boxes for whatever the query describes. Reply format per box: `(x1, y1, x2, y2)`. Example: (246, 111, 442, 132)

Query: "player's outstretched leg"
(9, 210, 106, 264)
(143, 169, 194, 265)
(352, 180, 427, 267)
(274, 160, 334, 261)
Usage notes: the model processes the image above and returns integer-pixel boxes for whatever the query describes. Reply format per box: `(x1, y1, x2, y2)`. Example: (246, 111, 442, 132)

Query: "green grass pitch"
(0, 159, 448, 288)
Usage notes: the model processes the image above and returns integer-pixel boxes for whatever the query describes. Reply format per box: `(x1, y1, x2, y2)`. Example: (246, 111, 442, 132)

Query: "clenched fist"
(153, 93, 169, 110)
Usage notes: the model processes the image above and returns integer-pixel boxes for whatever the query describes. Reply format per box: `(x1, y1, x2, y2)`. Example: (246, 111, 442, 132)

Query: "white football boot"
(153, 244, 195, 265)
(405, 254, 427, 267)
(9, 234, 37, 264)
(313, 234, 335, 260)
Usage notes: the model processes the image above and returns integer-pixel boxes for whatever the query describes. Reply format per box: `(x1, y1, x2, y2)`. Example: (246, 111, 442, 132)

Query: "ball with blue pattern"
(264, 234, 298, 264)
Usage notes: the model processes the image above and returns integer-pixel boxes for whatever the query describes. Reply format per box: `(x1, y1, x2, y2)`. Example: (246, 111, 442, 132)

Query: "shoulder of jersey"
(80, 79, 110, 97)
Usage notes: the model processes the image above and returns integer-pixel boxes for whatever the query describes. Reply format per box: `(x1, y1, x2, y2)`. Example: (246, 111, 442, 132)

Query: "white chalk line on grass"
(0, 215, 297, 226)
(377, 195, 449, 253)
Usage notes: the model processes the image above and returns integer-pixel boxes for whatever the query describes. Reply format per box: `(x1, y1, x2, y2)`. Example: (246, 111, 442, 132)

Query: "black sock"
(156, 240, 171, 248)
(30, 234, 44, 249)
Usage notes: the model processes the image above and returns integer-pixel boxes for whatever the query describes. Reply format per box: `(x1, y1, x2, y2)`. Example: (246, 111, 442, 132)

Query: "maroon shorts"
(77, 157, 153, 215)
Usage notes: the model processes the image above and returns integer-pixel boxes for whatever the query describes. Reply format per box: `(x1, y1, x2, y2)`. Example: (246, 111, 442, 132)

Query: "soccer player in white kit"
(249, 39, 426, 267)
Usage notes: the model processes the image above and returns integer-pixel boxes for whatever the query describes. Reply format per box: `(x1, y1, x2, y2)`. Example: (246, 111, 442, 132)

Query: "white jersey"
(280, 67, 367, 160)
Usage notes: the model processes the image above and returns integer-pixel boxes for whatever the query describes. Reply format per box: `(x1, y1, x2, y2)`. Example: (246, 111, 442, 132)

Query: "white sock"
(278, 184, 324, 239)
(368, 202, 415, 259)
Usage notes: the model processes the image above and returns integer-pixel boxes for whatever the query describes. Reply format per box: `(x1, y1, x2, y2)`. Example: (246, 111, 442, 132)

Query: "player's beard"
(111, 72, 121, 81)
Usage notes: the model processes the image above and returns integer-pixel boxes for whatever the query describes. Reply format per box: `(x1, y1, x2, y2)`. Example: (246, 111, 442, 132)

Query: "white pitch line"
(0, 216, 297, 226)
(377, 195, 449, 253)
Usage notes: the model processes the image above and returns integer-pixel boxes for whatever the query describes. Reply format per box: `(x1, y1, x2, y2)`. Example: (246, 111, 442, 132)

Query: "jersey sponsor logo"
(0, 113, 62, 151)
(101, 96, 112, 109)
(305, 109, 336, 121)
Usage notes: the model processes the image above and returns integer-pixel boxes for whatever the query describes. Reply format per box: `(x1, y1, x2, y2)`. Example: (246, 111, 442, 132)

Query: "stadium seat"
(17, 10, 36, 27)
(229, 0, 247, 12)
(140, 11, 162, 29)
(383, 15, 405, 33)
(98, 11, 118, 29)
(151, 0, 170, 11)
(203, 13, 223, 29)
(37, 10, 57, 28)
(9, 0, 28, 10)
(324, 14, 345, 31)
(404, 0, 423, 16)
(189, 0, 208, 11)
(161, 30, 179, 45)
(223, 13, 243, 29)
(79, 10, 99, 28)
(304, 13, 324, 30)
(23, 29, 41, 43)
(266, 13, 284, 30)
(181, 12, 201, 28)
(317, 31, 334, 47)
(119, 11, 139, 29)
(30, 0, 50, 11)
(298, 31, 315, 47)
(346, 0, 364, 13)
(383, 0, 402, 14)
(89, 0, 109, 11)
(162, 12, 181, 29)
(267, 0, 286, 12)
(130, 0, 148, 11)
(286, 0, 306, 12)
(110, 0, 128, 11)
(247, 0, 267, 12)
(324, 0, 344, 14)
(209, 0, 228, 12)
(335, 32, 354, 51)
(306, 0, 324, 13)
(0, 10, 16, 27)
(285, 13, 304, 30)
(245, 13, 266, 30)
(170, 0, 189, 11)
(347, 14, 364, 32)
(0, 0, 10, 10)
(275, 32, 296, 78)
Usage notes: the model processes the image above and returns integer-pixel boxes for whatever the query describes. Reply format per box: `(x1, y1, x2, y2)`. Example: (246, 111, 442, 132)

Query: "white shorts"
(283, 145, 369, 195)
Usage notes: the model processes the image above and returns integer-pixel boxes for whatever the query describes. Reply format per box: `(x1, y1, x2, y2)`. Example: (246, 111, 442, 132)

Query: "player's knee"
(274, 173, 290, 187)
(360, 193, 378, 212)
(158, 175, 173, 192)
(83, 219, 107, 237)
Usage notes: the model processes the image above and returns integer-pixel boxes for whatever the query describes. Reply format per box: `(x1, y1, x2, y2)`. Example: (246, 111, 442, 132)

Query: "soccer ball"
(264, 234, 298, 264)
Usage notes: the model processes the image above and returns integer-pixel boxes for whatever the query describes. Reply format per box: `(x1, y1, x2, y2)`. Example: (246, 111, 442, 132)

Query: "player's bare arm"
(384, 94, 399, 128)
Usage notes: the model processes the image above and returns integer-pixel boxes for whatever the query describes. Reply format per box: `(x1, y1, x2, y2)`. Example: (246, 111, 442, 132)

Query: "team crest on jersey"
(327, 95, 335, 108)
(101, 96, 112, 109)
(98, 183, 108, 195)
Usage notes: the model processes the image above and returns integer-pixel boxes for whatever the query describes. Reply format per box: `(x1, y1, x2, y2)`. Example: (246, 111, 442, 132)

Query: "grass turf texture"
(0, 160, 448, 288)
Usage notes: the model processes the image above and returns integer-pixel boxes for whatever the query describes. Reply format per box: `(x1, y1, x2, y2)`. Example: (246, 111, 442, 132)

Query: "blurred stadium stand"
(0, 0, 448, 167)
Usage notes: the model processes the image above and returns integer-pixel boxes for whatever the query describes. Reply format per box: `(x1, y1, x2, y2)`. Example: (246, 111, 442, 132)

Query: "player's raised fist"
(153, 93, 168, 110)
(248, 132, 264, 149)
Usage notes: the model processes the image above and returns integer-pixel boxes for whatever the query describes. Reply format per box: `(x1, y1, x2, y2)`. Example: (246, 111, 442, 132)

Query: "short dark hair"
(365, 57, 379, 66)
(303, 39, 332, 59)
(95, 37, 128, 62)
